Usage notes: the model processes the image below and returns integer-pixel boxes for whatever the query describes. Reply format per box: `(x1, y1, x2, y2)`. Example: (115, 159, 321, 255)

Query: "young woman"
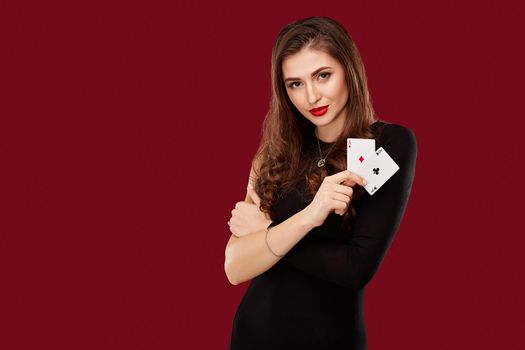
(224, 16, 417, 349)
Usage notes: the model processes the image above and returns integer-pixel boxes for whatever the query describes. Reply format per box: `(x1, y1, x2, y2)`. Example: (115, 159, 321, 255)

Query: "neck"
(315, 128, 338, 143)
(314, 117, 345, 142)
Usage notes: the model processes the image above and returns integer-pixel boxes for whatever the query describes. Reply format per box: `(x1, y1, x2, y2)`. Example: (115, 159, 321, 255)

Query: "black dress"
(229, 121, 417, 349)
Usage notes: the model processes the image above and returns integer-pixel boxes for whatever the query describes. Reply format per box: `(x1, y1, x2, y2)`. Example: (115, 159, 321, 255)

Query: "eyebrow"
(283, 66, 333, 82)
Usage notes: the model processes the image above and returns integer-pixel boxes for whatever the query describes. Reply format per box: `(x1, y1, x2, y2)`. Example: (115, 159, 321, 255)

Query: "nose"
(305, 83, 321, 106)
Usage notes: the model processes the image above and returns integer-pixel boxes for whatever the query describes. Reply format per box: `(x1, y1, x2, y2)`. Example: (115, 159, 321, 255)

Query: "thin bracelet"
(265, 226, 284, 258)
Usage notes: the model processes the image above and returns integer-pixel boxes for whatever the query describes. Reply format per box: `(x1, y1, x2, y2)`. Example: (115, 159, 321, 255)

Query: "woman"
(224, 16, 417, 349)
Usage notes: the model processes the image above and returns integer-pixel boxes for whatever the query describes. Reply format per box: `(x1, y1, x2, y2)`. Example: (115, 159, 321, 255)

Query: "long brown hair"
(252, 16, 383, 230)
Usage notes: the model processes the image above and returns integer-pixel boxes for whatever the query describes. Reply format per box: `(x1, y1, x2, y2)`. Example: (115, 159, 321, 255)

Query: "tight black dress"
(229, 121, 417, 349)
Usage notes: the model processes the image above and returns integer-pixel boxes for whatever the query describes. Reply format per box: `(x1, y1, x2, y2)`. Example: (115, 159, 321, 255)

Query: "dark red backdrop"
(1, 0, 523, 348)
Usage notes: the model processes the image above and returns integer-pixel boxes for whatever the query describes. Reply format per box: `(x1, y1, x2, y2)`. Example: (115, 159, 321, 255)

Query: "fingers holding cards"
(328, 169, 367, 188)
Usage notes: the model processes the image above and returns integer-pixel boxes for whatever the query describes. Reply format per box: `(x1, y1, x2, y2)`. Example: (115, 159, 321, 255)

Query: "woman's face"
(282, 47, 349, 141)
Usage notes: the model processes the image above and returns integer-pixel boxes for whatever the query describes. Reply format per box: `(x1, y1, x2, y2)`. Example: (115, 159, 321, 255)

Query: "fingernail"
(363, 180, 367, 186)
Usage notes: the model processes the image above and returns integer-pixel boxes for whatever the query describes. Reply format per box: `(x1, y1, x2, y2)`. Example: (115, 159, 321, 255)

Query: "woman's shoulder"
(374, 120, 416, 147)
(372, 121, 418, 168)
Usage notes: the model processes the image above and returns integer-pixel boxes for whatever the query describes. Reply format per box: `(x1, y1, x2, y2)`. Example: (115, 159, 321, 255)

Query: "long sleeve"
(280, 124, 418, 290)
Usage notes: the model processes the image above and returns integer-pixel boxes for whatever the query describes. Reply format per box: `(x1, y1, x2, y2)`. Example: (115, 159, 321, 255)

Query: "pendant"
(317, 159, 325, 167)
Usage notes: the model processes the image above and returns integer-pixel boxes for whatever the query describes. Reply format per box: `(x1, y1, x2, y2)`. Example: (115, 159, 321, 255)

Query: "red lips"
(310, 105, 329, 116)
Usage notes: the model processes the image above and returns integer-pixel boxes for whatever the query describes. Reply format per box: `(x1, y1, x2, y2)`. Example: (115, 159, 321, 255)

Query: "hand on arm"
(224, 207, 314, 285)
(224, 156, 313, 285)
(228, 184, 272, 238)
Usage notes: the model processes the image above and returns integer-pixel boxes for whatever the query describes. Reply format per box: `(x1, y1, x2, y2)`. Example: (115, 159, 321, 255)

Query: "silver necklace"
(316, 134, 336, 167)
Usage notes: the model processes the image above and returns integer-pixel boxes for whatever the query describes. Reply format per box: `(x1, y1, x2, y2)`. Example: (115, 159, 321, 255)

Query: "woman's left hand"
(229, 184, 272, 237)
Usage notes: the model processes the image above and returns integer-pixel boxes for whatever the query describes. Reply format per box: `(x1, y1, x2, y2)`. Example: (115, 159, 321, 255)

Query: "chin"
(310, 115, 334, 126)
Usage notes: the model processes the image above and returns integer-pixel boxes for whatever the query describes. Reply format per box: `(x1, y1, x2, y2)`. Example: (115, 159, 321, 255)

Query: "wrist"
(298, 206, 316, 230)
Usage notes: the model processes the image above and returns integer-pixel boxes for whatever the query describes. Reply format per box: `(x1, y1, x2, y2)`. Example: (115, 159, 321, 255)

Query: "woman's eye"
(287, 73, 331, 89)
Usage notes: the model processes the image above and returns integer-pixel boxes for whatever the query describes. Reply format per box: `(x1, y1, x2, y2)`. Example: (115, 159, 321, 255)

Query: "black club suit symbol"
(373, 168, 380, 175)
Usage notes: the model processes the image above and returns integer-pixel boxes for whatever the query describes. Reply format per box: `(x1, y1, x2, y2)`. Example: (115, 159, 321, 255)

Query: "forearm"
(224, 208, 314, 285)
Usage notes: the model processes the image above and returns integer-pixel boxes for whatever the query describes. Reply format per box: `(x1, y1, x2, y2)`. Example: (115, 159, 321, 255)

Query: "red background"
(1, 0, 524, 348)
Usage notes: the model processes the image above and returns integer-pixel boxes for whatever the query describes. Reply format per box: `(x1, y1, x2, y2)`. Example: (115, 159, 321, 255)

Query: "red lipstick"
(309, 105, 329, 117)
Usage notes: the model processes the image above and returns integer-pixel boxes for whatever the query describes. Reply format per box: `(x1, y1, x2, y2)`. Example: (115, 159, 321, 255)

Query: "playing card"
(353, 147, 399, 195)
(347, 138, 375, 172)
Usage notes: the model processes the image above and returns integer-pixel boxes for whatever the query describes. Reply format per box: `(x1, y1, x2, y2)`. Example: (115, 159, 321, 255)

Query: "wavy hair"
(251, 16, 382, 230)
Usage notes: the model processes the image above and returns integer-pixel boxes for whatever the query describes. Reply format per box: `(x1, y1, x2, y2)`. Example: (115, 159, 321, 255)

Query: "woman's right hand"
(304, 169, 367, 228)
